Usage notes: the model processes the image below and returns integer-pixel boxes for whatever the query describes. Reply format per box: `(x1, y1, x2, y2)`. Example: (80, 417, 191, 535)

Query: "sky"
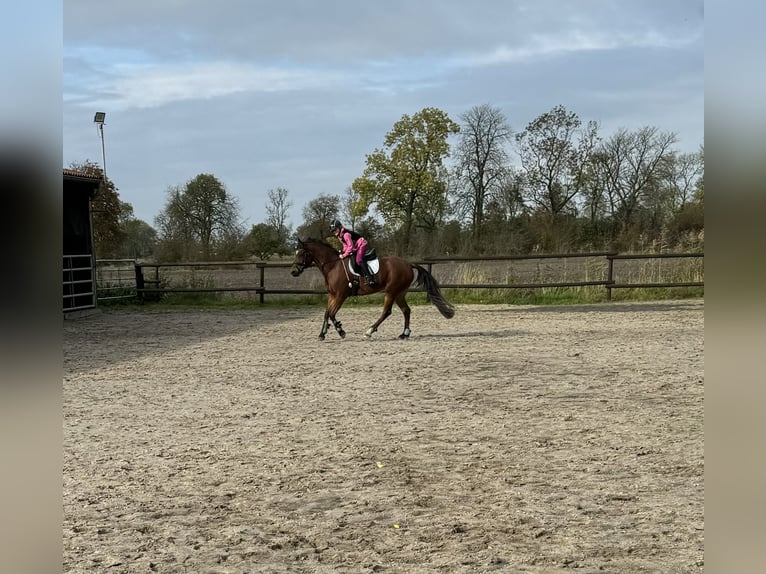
(63, 0, 704, 230)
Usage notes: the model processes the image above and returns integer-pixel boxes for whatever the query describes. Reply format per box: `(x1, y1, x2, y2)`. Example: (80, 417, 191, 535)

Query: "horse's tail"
(413, 265, 455, 319)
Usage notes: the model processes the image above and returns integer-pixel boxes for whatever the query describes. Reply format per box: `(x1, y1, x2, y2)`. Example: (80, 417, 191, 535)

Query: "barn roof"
(63, 168, 102, 181)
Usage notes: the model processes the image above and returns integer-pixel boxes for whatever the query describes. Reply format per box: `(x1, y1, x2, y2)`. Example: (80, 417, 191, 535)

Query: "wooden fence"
(128, 251, 703, 304)
(422, 252, 704, 301)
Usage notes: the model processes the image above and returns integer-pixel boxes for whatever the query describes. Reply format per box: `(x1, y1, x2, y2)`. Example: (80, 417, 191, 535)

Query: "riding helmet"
(329, 219, 342, 231)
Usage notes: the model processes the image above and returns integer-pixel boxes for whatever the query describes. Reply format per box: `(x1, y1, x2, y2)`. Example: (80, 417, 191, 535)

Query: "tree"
(244, 223, 282, 260)
(352, 107, 460, 255)
(295, 194, 341, 240)
(515, 105, 599, 218)
(154, 173, 241, 260)
(110, 201, 157, 259)
(154, 185, 194, 260)
(454, 104, 513, 240)
(665, 150, 704, 209)
(340, 186, 362, 229)
(594, 127, 678, 237)
(265, 187, 293, 254)
(67, 160, 126, 258)
(693, 144, 704, 206)
(485, 169, 526, 223)
(121, 219, 157, 259)
(216, 225, 248, 261)
(580, 150, 610, 226)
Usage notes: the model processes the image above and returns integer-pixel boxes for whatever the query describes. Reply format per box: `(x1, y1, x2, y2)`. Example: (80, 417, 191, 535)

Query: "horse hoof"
(339, 330, 346, 339)
(398, 333, 410, 339)
(364, 328, 374, 338)
(318, 334, 325, 341)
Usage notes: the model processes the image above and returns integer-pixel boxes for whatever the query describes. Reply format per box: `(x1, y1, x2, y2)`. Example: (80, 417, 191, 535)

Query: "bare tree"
(515, 105, 599, 218)
(487, 169, 526, 222)
(265, 187, 293, 251)
(580, 151, 610, 225)
(665, 150, 704, 209)
(594, 127, 678, 233)
(454, 104, 513, 239)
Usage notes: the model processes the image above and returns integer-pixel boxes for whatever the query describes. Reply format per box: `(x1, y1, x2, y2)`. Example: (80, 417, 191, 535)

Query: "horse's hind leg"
(396, 294, 412, 339)
(364, 293, 396, 338)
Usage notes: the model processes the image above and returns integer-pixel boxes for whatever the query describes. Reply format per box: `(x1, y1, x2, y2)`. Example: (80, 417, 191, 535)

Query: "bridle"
(292, 246, 337, 275)
(292, 248, 313, 274)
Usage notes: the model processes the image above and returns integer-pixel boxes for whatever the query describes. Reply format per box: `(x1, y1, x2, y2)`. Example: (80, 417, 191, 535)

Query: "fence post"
(134, 264, 145, 301)
(258, 263, 265, 304)
(606, 253, 615, 301)
(424, 262, 434, 302)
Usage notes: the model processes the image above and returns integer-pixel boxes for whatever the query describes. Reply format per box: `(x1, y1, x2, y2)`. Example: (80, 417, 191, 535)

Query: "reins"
(339, 257, 352, 285)
(315, 249, 354, 291)
(315, 258, 338, 274)
(300, 240, 353, 285)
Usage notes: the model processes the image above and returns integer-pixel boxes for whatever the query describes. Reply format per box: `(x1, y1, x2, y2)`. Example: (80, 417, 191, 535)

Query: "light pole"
(93, 112, 107, 180)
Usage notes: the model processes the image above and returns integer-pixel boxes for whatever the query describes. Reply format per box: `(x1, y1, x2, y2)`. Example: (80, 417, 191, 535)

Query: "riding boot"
(364, 263, 376, 286)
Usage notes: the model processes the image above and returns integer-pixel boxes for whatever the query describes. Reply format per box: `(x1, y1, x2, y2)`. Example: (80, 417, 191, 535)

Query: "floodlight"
(93, 112, 107, 178)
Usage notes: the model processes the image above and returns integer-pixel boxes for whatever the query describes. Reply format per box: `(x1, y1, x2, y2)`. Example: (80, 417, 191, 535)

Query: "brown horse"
(290, 238, 455, 339)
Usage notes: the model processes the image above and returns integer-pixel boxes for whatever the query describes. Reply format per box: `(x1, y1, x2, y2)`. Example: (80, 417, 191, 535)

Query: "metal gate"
(64, 254, 96, 312)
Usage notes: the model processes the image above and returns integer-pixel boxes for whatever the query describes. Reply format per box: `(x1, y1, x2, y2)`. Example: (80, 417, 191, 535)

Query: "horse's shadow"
(415, 329, 527, 339)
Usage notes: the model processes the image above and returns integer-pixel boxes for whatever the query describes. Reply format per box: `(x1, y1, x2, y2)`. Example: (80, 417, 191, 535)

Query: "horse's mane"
(300, 237, 337, 252)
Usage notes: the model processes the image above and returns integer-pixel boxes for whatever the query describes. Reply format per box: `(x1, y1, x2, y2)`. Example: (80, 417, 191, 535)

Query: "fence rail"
(95, 259, 141, 302)
(125, 251, 703, 304)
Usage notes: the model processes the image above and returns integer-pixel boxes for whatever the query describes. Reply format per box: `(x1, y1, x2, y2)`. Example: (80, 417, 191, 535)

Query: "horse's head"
(290, 239, 314, 276)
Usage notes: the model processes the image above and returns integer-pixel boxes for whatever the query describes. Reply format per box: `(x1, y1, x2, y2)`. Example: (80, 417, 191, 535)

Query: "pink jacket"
(338, 228, 368, 258)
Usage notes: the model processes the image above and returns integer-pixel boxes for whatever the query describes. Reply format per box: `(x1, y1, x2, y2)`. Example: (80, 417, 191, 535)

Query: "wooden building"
(63, 169, 102, 312)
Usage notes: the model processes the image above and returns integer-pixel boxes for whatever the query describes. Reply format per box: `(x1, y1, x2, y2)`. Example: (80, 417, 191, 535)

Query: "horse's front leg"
(321, 294, 346, 340)
(331, 317, 346, 339)
(318, 308, 331, 340)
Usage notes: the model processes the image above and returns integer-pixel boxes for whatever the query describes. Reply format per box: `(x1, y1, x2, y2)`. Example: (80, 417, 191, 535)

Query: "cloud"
(65, 9, 702, 111)
(67, 59, 348, 110)
(454, 26, 702, 68)
(65, 53, 452, 110)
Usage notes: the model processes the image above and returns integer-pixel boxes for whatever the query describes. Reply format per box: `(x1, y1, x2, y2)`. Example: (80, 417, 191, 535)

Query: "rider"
(329, 219, 376, 287)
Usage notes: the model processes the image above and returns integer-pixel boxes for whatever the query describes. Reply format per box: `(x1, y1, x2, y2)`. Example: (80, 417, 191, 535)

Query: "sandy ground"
(63, 300, 704, 573)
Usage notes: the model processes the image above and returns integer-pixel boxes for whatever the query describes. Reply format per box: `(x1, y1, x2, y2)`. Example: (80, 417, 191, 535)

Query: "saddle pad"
(349, 258, 380, 276)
